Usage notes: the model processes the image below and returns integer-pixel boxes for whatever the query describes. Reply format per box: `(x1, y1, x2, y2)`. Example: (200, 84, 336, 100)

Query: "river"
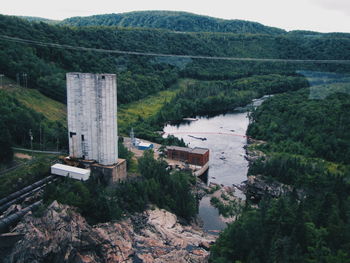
(163, 110, 249, 232)
(163, 97, 270, 232)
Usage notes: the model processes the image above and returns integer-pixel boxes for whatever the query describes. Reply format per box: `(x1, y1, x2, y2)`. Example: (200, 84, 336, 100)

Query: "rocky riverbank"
(3, 201, 216, 263)
(243, 138, 305, 201)
(207, 183, 243, 224)
(243, 138, 290, 200)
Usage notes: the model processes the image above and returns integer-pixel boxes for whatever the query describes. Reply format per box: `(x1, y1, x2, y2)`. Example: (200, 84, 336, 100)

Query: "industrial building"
(67, 73, 118, 166)
(91, 159, 127, 184)
(130, 128, 153, 150)
(61, 72, 126, 183)
(137, 142, 154, 150)
(166, 146, 209, 166)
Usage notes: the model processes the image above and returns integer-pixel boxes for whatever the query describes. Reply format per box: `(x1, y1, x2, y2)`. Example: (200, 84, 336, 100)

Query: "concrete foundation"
(91, 159, 127, 185)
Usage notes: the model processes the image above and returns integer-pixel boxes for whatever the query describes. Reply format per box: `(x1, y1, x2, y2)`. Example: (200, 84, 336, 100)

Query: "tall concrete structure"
(67, 73, 118, 165)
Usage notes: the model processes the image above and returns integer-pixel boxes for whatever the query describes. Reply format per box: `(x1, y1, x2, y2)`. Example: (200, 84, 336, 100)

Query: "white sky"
(1, 0, 350, 33)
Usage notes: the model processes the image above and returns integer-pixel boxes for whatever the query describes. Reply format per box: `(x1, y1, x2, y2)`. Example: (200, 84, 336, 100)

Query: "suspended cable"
(1, 34, 350, 64)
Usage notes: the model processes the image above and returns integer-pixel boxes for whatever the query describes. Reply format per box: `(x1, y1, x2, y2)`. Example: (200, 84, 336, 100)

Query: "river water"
(163, 97, 270, 232)
(163, 110, 250, 232)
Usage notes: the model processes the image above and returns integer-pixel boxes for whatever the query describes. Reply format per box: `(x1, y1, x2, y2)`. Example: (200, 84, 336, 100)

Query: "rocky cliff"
(4, 201, 215, 263)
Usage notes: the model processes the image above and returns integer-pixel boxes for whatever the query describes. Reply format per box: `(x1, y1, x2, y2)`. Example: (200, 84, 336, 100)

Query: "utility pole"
(29, 129, 33, 153)
(56, 137, 59, 152)
(39, 123, 42, 150)
(16, 73, 20, 86)
(0, 74, 4, 88)
(22, 73, 27, 88)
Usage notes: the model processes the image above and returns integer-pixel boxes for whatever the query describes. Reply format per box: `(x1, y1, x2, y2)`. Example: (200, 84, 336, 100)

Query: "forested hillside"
(0, 88, 67, 163)
(210, 86, 350, 262)
(1, 10, 350, 262)
(19, 16, 59, 24)
(1, 14, 350, 105)
(61, 11, 285, 34)
(1, 13, 350, 164)
(247, 89, 350, 163)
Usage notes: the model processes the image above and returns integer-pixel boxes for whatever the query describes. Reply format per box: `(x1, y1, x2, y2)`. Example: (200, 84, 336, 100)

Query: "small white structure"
(51, 163, 90, 181)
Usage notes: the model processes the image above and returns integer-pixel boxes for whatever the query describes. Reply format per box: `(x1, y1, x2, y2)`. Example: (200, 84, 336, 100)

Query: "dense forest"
(61, 11, 286, 35)
(154, 74, 308, 121)
(118, 74, 309, 143)
(1, 14, 350, 104)
(0, 13, 350, 163)
(1, 10, 350, 262)
(43, 149, 197, 223)
(247, 89, 350, 164)
(210, 87, 350, 262)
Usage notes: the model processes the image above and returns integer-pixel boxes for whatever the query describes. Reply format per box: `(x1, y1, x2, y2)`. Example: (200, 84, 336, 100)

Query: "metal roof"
(166, 146, 189, 152)
(166, 146, 209, 155)
(191, 147, 209, 154)
(138, 142, 153, 147)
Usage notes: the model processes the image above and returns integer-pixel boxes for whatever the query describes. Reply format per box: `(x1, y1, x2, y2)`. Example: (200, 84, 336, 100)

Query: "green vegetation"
(118, 138, 134, 170)
(2, 77, 66, 124)
(1, 11, 350, 262)
(210, 196, 243, 218)
(118, 84, 181, 134)
(1, 13, 350, 107)
(0, 89, 67, 164)
(119, 74, 308, 145)
(210, 86, 350, 262)
(61, 11, 285, 35)
(155, 74, 308, 122)
(19, 16, 59, 24)
(249, 152, 347, 188)
(1, 13, 350, 159)
(44, 150, 197, 223)
(247, 89, 350, 164)
(0, 154, 57, 199)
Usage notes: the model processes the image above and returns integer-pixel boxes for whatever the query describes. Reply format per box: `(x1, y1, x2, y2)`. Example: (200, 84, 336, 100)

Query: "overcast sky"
(1, 0, 349, 33)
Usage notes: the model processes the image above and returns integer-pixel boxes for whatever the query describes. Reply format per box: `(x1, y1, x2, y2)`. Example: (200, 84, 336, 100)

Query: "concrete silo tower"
(66, 73, 118, 165)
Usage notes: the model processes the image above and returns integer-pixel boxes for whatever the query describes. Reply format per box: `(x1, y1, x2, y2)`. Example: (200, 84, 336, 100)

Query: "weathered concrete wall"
(90, 158, 127, 185)
(67, 73, 118, 165)
(115, 159, 127, 182)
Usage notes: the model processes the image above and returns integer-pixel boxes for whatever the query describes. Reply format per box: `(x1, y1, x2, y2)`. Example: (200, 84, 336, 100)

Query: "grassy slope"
(1, 77, 194, 137)
(118, 79, 192, 134)
(1, 77, 66, 125)
(0, 153, 58, 199)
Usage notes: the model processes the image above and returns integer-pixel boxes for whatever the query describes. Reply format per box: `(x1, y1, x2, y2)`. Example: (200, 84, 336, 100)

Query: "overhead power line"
(1, 34, 350, 64)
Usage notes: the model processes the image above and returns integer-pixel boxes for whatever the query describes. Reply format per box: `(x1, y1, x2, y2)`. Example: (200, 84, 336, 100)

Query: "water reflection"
(164, 110, 250, 231)
(164, 111, 249, 188)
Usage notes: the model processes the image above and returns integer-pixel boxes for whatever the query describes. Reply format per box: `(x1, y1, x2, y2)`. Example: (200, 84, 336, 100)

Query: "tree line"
(43, 149, 197, 224)
(1, 14, 350, 105)
(0, 90, 67, 163)
(210, 86, 350, 262)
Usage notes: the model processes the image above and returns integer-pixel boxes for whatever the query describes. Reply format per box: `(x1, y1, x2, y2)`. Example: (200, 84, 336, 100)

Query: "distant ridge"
(61, 10, 286, 35)
(18, 16, 59, 24)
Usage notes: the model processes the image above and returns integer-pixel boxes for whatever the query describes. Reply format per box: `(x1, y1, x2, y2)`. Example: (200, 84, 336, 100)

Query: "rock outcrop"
(243, 175, 292, 200)
(243, 175, 306, 202)
(244, 139, 266, 163)
(4, 201, 215, 263)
